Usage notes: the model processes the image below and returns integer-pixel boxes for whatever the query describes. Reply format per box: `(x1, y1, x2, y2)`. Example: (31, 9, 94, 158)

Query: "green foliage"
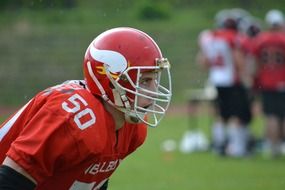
(136, 0, 172, 20)
(0, 0, 77, 10)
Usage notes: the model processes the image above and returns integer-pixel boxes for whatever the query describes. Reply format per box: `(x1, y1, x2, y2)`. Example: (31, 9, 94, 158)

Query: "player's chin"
(125, 110, 148, 124)
(125, 113, 146, 124)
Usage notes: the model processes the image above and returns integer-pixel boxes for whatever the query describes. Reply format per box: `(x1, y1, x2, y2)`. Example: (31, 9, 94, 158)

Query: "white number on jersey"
(69, 179, 108, 190)
(62, 94, 96, 130)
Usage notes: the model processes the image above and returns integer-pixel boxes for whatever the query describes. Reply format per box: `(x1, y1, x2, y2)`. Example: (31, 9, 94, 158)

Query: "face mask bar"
(110, 58, 172, 127)
(133, 66, 171, 127)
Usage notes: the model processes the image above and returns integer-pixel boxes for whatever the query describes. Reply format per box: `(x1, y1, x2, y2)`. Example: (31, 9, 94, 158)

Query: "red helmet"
(83, 27, 172, 127)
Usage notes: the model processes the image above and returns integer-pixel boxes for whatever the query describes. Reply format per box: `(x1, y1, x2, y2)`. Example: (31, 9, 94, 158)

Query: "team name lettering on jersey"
(85, 159, 122, 175)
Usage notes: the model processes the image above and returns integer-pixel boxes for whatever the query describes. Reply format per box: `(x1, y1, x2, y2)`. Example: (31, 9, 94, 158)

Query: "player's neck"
(103, 101, 125, 131)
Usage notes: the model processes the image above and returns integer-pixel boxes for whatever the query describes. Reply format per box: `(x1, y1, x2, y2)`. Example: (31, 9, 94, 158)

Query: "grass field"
(110, 114, 285, 190)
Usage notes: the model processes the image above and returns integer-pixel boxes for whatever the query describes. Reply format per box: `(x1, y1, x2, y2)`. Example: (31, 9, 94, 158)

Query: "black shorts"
(261, 90, 285, 119)
(215, 85, 252, 124)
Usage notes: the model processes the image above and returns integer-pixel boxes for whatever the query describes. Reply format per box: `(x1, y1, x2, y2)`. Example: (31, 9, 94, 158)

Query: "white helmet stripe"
(89, 45, 128, 73)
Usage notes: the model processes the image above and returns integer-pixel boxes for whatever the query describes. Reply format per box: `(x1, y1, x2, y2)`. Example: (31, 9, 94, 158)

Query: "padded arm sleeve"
(100, 179, 109, 190)
(0, 165, 36, 190)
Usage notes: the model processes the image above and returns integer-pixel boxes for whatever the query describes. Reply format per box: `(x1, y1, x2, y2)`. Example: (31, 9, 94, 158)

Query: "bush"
(0, 0, 77, 10)
(137, 1, 171, 20)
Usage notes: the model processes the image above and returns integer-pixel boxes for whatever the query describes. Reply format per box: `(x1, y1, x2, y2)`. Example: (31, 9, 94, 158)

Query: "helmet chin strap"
(103, 65, 144, 124)
(112, 89, 144, 124)
(125, 112, 140, 123)
(122, 106, 147, 124)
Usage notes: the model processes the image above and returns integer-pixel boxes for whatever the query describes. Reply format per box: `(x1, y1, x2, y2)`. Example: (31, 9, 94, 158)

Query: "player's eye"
(140, 77, 152, 86)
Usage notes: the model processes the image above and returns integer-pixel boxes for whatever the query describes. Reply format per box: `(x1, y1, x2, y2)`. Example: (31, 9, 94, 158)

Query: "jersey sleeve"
(5, 81, 108, 185)
(6, 104, 80, 184)
(4, 87, 100, 184)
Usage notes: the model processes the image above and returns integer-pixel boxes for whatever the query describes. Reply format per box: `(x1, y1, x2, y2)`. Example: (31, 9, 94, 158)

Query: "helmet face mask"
(83, 27, 172, 127)
(116, 58, 171, 127)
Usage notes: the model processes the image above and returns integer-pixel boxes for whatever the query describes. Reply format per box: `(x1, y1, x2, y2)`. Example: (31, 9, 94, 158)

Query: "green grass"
(109, 115, 285, 190)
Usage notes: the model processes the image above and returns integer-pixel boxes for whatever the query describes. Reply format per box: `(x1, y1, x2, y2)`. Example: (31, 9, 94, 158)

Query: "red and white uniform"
(199, 29, 240, 87)
(0, 81, 147, 190)
(252, 31, 285, 91)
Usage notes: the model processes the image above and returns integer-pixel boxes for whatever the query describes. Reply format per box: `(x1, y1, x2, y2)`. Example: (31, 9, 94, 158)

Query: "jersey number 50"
(62, 94, 96, 130)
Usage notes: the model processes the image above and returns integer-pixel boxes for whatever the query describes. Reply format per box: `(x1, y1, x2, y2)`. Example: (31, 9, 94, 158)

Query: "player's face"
(136, 71, 159, 110)
(125, 66, 171, 126)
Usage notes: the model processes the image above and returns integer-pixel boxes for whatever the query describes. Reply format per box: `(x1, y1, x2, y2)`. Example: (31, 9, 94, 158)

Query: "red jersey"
(252, 31, 285, 91)
(0, 80, 147, 190)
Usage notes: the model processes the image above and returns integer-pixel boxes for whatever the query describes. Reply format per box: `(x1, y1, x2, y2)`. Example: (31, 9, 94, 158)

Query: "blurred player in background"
(251, 9, 285, 158)
(238, 16, 261, 88)
(197, 9, 252, 157)
(0, 27, 172, 189)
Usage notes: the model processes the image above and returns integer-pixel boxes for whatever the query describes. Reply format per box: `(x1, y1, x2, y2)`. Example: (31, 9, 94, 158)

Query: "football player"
(0, 27, 172, 189)
(251, 9, 285, 158)
(197, 10, 252, 157)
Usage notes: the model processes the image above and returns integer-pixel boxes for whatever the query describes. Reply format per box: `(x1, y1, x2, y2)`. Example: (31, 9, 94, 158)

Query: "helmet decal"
(90, 45, 128, 75)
